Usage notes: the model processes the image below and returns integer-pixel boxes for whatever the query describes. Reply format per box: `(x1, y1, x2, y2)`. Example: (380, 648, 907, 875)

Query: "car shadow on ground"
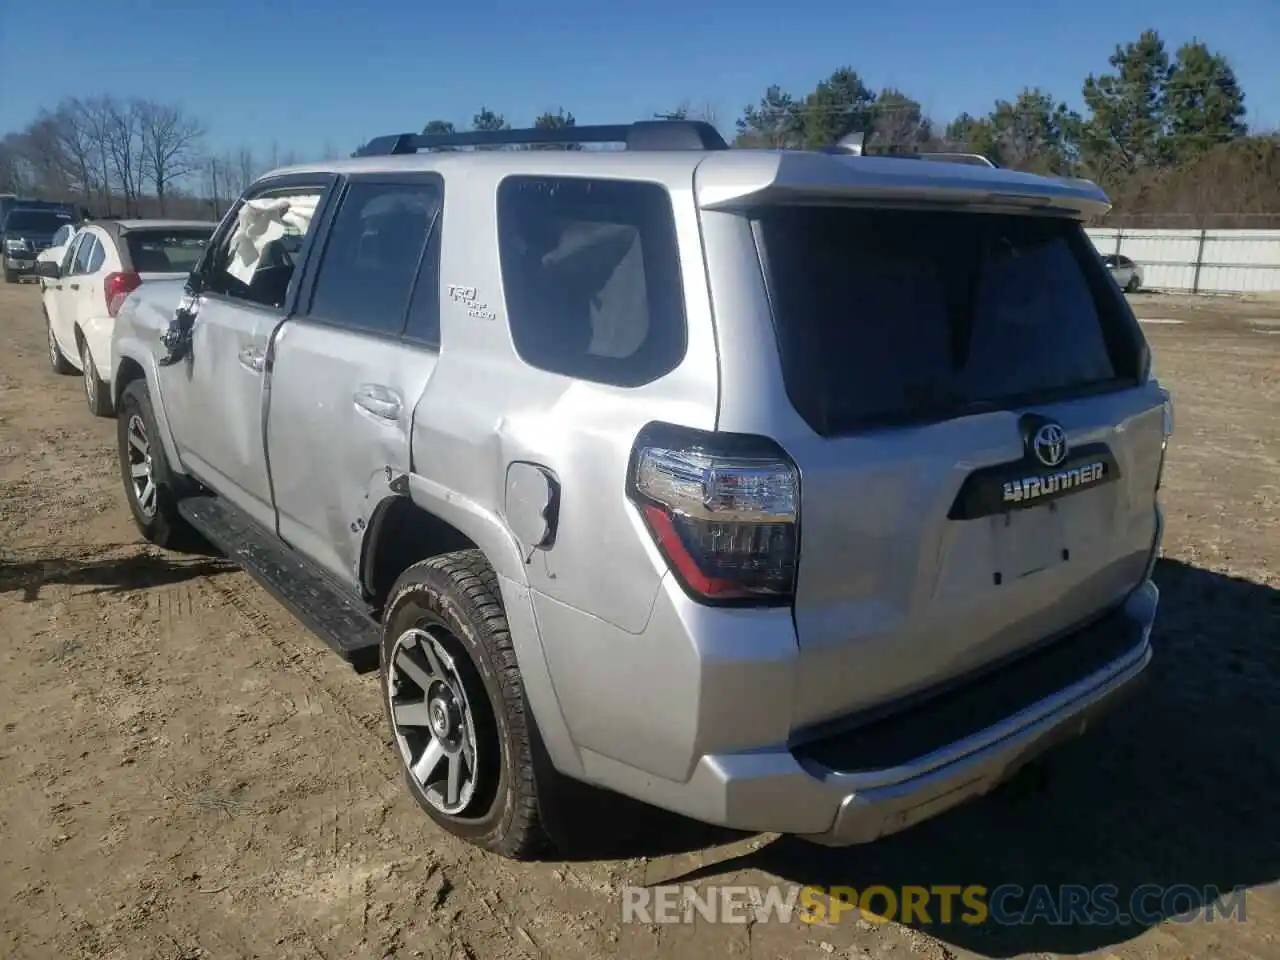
(0, 547, 234, 602)
(643, 559, 1280, 956)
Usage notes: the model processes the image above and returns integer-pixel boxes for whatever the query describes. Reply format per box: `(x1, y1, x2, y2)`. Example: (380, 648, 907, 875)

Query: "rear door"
(266, 174, 444, 588)
(710, 197, 1165, 732)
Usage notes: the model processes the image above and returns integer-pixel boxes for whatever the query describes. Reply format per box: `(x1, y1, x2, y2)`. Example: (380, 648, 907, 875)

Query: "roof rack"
(355, 120, 728, 156)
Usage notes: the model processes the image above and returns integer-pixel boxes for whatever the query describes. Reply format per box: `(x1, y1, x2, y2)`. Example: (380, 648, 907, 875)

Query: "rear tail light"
(627, 423, 799, 605)
(104, 271, 141, 318)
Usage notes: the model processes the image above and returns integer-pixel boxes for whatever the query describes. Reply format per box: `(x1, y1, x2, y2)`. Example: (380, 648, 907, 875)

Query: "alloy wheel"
(126, 414, 157, 519)
(387, 625, 482, 816)
(81, 342, 95, 405)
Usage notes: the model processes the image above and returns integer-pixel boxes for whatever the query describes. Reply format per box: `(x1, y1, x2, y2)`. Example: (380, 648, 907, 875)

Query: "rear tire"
(80, 337, 113, 417)
(116, 379, 189, 548)
(381, 551, 553, 860)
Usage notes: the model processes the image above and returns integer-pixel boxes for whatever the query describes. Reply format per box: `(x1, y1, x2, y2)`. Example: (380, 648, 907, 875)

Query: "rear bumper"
(579, 580, 1156, 843)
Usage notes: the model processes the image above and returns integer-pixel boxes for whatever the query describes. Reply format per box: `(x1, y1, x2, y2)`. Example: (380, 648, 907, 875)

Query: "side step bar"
(177, 494, 381, 671)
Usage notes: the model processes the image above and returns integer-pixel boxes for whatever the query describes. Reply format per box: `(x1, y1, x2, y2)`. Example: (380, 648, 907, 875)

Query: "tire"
(80, 336, 113, 417)
(46, 315, 75, 375)
(3, 269, 15, 284)
(381, 551, 552, 859)
(1126, 276, 1141, 293)
(116, 379, 189, 548)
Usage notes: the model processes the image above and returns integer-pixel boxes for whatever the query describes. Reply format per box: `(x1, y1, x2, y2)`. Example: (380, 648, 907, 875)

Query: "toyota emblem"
(1032, 423, 1068, 468)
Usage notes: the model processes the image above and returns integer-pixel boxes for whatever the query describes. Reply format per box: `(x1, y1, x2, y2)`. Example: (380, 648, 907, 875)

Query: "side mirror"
(35, 260, 60, 280)
(158, 293, 199, 366)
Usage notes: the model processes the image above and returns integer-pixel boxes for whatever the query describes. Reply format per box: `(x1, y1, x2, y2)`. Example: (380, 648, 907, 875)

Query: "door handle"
(69, 283, 80, 290)
(238, 344, 266, 373)
(353, 384, 402, 421)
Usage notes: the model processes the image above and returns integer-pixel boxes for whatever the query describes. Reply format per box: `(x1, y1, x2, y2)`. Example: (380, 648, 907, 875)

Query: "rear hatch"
(697, 152, 1167, 734)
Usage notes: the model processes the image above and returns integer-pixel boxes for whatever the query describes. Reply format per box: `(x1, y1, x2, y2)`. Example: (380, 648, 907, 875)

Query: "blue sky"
(2, 0, 1277, 163)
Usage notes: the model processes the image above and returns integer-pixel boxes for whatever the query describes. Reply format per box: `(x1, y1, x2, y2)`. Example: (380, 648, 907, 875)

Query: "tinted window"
(309, 180, 441, 337)
(754, 207, 1136, 435)
(496, 176, 686, 386)
(60, 234, 83, 274)
(203, 186, 324, 309)
(3, 210, 73, 233)
(86, 239, 105, 272)
(72, 236, 97, 274)
(126, 229, 212, 273)
(403, 216, 442, 347)
(52, 224, 75, 246)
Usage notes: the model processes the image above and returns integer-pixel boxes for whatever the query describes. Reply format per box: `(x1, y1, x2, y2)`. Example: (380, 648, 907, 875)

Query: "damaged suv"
(109, 120, 1172, 859)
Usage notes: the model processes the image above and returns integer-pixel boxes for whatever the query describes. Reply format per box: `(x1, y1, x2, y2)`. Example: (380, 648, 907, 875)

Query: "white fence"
(1086, 228, 1280, 294)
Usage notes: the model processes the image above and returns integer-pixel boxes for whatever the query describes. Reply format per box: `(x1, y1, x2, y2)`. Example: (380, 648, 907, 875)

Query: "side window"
(308, 179, 442, 338)
(86, 238, 106, 273)
(403, 208, 443, 347)
(72, 235, 97, 275)
(203, 185, 325, 309)
(60, 234, 84, 274)
(496, 176, 687, 387)
(53, 225, 74, 247)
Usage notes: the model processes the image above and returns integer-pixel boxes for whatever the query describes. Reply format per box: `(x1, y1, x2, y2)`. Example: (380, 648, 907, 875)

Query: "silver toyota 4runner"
(109, 120, 1173, 859)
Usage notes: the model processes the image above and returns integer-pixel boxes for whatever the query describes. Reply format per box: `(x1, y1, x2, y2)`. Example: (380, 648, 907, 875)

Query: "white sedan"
(39, 219, 216, 416)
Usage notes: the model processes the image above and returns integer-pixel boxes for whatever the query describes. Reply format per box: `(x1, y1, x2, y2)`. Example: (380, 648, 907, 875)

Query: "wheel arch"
(366, 481, 583, 778)
(111, 339, 185, 477)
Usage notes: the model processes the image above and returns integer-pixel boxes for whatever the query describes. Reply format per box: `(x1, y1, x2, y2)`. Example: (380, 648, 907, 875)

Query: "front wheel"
(3, 269, 15, 284)
(381, 551, 553, 859)
(1125, 275, 1141, 293)
(116, 379, 189, 548)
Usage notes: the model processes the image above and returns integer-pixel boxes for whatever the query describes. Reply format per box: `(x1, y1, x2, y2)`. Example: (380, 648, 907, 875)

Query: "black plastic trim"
(356, 120, 727, 155)
(949, 441, 1120, 520)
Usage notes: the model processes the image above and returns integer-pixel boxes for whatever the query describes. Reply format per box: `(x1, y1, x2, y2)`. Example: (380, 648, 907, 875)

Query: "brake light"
(104, 271, 141, 318)
(627, 423, 799, 605)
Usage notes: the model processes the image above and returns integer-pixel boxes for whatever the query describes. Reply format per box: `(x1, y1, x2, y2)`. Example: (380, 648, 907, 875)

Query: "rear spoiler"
(694, 150, 1112, 220)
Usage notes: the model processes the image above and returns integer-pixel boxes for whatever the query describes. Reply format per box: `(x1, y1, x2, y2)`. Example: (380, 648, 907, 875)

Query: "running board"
(177, 494, 381, 671)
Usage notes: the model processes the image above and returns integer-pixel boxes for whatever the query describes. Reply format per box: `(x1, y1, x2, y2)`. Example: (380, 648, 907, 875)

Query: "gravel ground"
(1, 281, 1277, 960)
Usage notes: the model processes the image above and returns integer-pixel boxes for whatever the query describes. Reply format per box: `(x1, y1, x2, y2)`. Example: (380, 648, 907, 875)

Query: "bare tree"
(137, 102, 205, 214)
(103, 100, 151, 215)
(0, 133, 32, 194)
(80, 97, 119, 214)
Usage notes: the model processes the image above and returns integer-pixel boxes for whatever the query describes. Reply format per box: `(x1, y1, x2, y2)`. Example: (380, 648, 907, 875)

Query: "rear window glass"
(496, 176, 686, 387)
(125, 230, 212, 273)
(754, 207, 1136, 434)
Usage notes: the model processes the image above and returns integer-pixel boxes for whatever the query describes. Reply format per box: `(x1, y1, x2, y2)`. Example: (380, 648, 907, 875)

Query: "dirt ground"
(1, 281, 1277, 960)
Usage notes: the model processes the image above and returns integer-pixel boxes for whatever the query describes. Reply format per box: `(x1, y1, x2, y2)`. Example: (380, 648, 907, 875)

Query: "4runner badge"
(447, 283, 496, 321)
(1002, 462, 1107, 504)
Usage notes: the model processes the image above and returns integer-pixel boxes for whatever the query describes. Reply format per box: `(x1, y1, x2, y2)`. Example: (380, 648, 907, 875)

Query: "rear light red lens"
(627, 423, 799, 605)
(104, 271, 141, 318)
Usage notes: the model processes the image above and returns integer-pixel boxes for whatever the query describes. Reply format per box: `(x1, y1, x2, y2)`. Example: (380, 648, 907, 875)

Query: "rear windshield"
(753, 207, 1140, 435)
(125, 229, 212, 273)
(4, 210, 73, 233)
